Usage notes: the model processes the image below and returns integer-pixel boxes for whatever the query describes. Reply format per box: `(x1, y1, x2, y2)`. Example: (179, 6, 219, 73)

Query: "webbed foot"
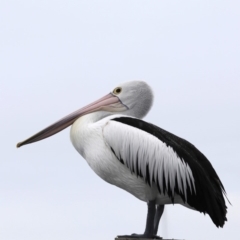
(117, 233, 162, 239)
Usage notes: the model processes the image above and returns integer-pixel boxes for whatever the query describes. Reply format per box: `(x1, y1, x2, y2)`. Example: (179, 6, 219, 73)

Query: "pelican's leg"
(141, 200, 157, 237)
(153, 205, 164, 235)
(117, 200, 161, 239)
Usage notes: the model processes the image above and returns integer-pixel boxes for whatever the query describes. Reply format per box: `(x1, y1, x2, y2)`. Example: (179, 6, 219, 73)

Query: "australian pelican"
(17, 81, 228, 239)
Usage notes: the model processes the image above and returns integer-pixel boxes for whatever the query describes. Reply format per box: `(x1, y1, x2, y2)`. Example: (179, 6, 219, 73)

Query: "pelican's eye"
(113, 87, 122, 95)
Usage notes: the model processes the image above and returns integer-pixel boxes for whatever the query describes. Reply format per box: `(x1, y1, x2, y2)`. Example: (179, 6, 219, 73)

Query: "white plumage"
(103, 117, 195, 200)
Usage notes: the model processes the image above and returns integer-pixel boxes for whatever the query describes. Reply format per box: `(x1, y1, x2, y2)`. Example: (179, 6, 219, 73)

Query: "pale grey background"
(1, 1, 239, 240)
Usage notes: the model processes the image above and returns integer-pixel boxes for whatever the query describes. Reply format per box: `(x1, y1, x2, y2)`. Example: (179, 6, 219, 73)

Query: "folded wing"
(103, 117, 227, 227)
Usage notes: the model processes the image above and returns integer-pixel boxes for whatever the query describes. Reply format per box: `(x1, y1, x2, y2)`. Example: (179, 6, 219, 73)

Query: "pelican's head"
(17, 80, 154, 148)
(111, 81, 153, 119)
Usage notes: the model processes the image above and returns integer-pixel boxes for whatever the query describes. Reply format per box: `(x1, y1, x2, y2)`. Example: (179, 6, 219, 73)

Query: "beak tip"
(16, 142, 22, 148)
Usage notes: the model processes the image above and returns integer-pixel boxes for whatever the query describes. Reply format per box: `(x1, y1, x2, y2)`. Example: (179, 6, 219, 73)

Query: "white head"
(111, 81, 153, 119)
(17, 80, 154, 147)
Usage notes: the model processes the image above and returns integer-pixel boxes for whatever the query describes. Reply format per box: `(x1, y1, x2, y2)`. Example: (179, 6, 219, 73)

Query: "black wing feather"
(112, 117, 228, 227)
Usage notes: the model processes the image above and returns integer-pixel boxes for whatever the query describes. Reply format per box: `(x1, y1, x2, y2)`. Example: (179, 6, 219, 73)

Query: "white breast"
(70, 114, 159, 202)
(70, 114, 188, 206)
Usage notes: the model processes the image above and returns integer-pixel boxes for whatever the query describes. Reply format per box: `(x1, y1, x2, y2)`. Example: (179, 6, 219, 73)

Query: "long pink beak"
(17, 93, 126, 148)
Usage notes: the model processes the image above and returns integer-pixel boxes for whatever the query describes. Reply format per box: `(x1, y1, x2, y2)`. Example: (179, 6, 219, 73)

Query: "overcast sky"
(1, 1, 239, 240)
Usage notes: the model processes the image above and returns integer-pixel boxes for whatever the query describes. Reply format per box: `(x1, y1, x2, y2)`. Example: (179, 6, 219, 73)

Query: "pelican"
(17, 81, 228, 239)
